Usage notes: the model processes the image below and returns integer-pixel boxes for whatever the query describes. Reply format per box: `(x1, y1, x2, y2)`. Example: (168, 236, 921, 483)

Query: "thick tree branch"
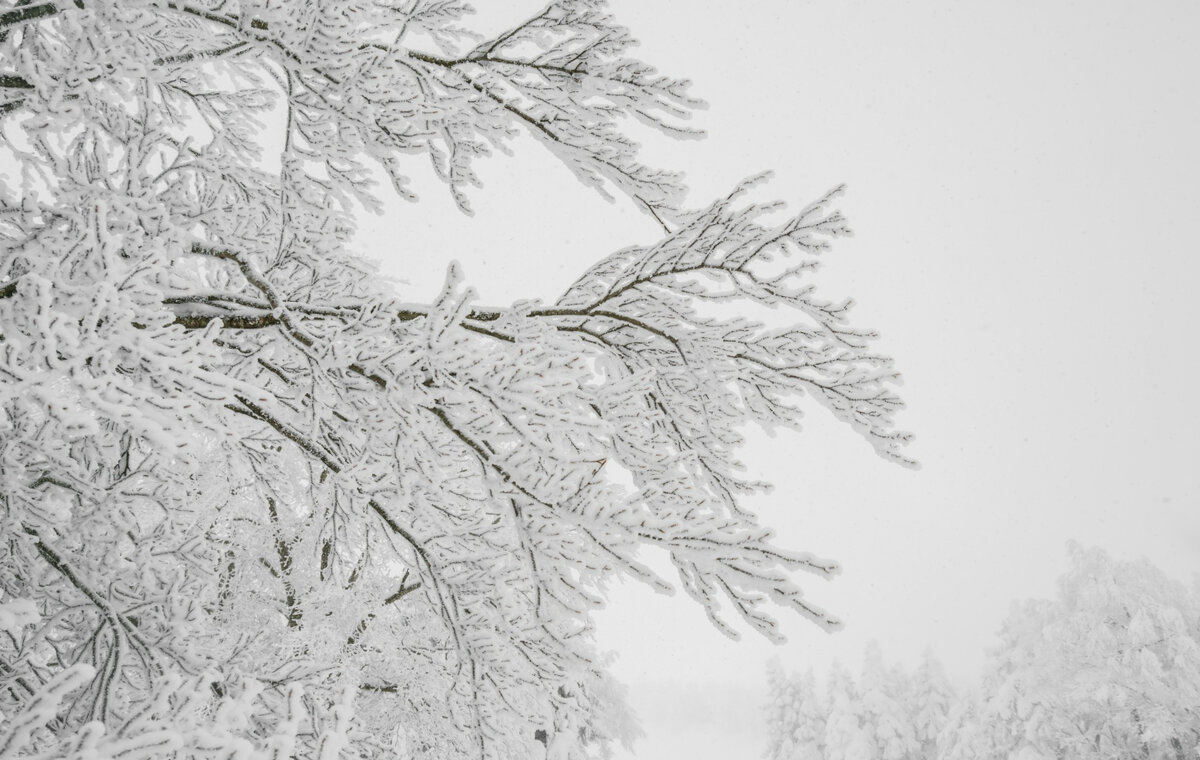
(0, 74, 33, 89)
(0, 1, 68, 33)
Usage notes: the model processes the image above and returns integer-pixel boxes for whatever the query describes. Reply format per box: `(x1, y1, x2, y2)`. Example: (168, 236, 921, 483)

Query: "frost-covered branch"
(0, 1, 911, 757)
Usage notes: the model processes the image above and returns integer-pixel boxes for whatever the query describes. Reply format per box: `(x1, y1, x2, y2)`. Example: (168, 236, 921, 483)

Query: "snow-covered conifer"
(977, 545, 1200, 760)
(765, 662, 824, 760)
(858, 644, 918, 760)
(911, 648, 955, 760)
(936, 694, 988, 760)
(765, 661, 795, 760)
(824, 662, 874, 760)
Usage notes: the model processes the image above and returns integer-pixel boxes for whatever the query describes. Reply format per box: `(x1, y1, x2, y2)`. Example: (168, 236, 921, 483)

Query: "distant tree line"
(765, 545, 1200, 760)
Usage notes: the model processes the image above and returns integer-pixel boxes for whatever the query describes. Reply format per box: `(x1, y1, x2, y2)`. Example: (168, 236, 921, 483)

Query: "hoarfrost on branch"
(0, 1, 911, 757)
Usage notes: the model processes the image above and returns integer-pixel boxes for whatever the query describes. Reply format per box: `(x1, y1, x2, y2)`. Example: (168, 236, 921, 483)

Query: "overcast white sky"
(361, 1, 1200, 757)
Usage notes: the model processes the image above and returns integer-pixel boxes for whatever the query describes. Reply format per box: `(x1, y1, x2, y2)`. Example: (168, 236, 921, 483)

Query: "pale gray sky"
(361, 2, 1200, 757)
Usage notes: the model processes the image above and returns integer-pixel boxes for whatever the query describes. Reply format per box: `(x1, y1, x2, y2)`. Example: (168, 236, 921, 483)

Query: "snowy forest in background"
(764, 547, 1200, 760)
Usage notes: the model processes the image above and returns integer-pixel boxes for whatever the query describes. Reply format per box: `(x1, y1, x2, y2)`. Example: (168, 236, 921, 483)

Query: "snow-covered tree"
(858, 643, 918, 760)
(765, 662, 797, 760)
(937, 694, 988, 760)
(977, 545, 1200, 760)
(911, 649, 954, 760)
(0, 1, 913, 757)
(765, 662, 824, 760)
(823, 662, 875, 760)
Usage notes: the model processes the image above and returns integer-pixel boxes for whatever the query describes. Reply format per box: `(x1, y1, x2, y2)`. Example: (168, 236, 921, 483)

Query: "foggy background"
(358, 1, 1200, 757)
